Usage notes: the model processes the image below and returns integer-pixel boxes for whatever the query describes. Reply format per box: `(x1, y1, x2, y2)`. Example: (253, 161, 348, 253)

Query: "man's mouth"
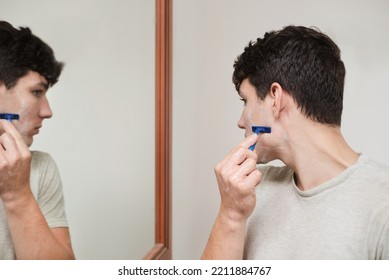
(33, 125, 42, 134)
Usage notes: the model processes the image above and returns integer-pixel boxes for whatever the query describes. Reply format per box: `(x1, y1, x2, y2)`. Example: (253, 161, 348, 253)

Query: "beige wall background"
(172, 0, 389, 259)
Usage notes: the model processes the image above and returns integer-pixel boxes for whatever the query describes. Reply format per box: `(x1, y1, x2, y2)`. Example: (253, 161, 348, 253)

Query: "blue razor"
(0, 113, 20, 122)
(249, 126, 271, 151)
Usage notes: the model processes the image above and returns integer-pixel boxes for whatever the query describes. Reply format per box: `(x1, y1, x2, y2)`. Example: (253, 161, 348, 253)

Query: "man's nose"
(237, 113, 245, 129)
(40, 96, 53, 119)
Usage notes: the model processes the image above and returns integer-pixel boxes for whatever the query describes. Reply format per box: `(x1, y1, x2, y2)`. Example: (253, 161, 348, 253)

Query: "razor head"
(0, 113, 19, 122)
(249, 126, 271, 151)
(252, 126, 271, 134)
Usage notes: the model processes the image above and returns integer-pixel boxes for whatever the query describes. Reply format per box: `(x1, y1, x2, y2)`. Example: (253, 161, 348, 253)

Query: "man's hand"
(215, 133, 261, 222)
(0, 119, 32, 203)
(202, 133, 262, 259)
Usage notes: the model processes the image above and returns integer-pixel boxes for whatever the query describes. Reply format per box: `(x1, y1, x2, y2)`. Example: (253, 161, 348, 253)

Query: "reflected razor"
(0, 113, 19, 122)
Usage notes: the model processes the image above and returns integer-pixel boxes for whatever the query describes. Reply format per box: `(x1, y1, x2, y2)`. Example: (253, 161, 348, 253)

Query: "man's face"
(237, 79, 276, 163)
(0, 71, 53, 147)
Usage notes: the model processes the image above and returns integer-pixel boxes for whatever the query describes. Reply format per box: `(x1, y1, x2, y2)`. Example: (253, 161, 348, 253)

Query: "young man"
(202, 26, 389, 259)
(0, 21, 75, 259)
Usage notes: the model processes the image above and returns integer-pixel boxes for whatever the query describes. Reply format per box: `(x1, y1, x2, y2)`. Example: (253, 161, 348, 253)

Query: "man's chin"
(23, 136, 33, 147)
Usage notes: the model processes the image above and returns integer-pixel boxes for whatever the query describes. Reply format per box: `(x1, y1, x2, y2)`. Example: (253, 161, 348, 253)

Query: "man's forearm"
(201, 212, 247, 260)
(203, 134, 260, 260)
(4, 189, 75, 260)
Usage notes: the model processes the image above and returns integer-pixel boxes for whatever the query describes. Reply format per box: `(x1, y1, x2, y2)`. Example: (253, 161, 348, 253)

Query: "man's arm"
(0, 120, 75, 259)
(4, 192, 75, 259)
(201, 133, 261, 259)
(201, 210, 249, 259)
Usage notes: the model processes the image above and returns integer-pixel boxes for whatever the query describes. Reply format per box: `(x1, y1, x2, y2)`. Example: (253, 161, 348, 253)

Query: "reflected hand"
(214, 133, 261, 222)
(0, 120, 32, 203)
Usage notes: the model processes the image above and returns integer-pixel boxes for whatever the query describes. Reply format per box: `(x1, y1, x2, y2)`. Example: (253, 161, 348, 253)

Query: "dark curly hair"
(0, 20, 63, 89)
(233, 25, 345, 126)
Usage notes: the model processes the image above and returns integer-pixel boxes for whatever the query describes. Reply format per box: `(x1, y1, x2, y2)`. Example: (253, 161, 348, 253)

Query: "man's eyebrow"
(38, 81, 49, 90)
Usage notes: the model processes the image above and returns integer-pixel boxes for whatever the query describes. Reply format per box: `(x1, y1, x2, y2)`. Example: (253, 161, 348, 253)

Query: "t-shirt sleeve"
(377, 215, 389, 260)
(34, 152, 68, 228)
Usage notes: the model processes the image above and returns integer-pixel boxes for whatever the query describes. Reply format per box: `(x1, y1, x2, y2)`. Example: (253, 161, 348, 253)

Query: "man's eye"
(32, 90, 43, 96)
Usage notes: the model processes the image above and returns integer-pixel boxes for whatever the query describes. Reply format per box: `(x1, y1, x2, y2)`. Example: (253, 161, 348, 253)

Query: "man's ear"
(269, 82, 284, 119)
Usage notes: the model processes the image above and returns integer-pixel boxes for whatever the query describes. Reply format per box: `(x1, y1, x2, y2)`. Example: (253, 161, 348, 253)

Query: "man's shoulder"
(348, 155, 389, 208)
(30, 151, 57, 172)
(357, 154, 389, 184)
(31, 150, 50, 159)
(31, 150, 54, 162)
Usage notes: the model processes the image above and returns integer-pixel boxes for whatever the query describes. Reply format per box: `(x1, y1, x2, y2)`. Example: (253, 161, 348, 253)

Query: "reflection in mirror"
(2, 0, 156, 259)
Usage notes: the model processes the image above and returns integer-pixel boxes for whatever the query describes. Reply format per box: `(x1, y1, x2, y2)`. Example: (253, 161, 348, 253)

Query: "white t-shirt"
(244, 154, 389, 259)
(0, 151, 68, 259)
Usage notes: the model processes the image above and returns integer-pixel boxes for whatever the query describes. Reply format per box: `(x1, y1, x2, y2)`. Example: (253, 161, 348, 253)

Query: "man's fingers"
(215, 133, 260, 185)
(0, 132, 19, 154)
(0, 119, 31, 157)
(240, 133, 259, 149)
(0, 120, 26, 151)
(236, 157, 258, 177)
(245, 168, 261, 188)
(0, 120, 21, 139)
(224, 134, 259, 165)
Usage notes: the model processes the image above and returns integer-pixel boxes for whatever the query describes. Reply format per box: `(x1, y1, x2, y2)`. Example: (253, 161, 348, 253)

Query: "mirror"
(1, 0, 171, 259)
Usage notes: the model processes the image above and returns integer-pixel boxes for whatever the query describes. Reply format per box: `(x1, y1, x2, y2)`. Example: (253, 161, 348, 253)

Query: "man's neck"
(280, 120, 359, 191)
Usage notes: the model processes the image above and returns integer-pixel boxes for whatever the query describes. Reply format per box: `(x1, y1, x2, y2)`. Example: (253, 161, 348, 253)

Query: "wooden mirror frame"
(143, 0, 172, 260)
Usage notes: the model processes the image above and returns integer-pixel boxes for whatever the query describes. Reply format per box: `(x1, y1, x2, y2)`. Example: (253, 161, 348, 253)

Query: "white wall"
(172, 0, 389, 259)
(2, 0, 156, 259)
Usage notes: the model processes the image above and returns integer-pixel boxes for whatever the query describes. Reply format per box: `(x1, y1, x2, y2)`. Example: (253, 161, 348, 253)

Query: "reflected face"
(0, 71, 53, 147)
(237, 79, 277, 163)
